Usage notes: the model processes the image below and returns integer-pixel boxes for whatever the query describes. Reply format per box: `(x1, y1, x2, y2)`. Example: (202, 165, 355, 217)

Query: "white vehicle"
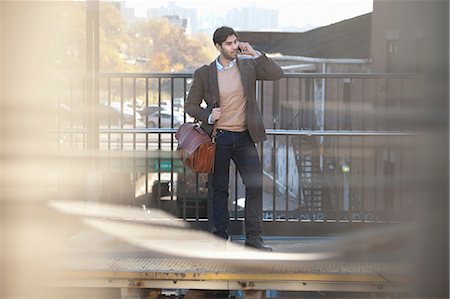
(110, 102, 143, 125)
(147, 111, 185, 128)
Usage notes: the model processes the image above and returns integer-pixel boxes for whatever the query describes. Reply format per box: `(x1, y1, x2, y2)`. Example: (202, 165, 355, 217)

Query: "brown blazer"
(185, 53, 283, 143)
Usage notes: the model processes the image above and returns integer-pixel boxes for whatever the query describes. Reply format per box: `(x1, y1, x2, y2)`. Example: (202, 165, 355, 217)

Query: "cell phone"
(237, 45, 242, 53)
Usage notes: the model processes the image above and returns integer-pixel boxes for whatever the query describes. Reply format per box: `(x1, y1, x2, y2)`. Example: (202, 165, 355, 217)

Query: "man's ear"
(214, 43, 221, 51)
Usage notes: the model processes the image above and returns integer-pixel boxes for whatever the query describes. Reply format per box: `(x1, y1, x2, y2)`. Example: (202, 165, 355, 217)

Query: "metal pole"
(86, 0, 100, 203)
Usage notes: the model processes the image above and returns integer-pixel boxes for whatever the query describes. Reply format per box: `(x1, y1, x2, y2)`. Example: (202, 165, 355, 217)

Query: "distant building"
(238, 13, 372, 73)
(106, 1, 138, 25)
(147, 1, 197, 34)
(370, 0, 441, 73)
(161, 15, 191, 34)
(119, 3, 137, 25)
(227, 6, 278, 31)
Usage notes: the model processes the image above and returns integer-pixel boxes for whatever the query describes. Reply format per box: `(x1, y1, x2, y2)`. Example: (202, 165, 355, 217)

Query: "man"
(185, 26, 283, 251)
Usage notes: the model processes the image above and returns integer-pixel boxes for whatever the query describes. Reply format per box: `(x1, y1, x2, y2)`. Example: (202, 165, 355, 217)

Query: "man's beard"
(220, 50, 236, 61)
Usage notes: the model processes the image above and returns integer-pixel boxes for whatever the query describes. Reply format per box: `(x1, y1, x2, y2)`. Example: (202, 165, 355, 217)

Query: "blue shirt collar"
(216, 56, 237, 71)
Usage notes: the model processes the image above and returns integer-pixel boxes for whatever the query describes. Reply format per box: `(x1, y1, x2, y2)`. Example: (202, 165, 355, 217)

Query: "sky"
(125, 0, 373, 31)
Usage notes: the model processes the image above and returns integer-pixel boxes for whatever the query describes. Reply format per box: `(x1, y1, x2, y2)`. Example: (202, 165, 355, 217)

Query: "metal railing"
(50, 72, 422, 235)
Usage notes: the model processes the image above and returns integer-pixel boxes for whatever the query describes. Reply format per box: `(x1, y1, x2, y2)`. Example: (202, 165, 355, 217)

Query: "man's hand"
(238, 41, 257, 56)
(211, 107, 221, 122)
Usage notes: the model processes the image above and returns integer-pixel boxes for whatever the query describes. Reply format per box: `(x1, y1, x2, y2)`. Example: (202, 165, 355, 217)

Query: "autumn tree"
(128, 17, 216, 72)
(53, 3, 216, 73)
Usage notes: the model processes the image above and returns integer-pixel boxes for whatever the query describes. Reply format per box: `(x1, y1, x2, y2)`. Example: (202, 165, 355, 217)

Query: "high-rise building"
(226, 6, 278, 31)
(147, 1, 197, 33)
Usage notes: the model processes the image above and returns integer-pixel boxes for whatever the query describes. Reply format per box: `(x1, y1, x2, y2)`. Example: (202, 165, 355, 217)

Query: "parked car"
(96, 103, 144, 127)
(110, 102, 143, 125)
(139, 104, 168, 119)
(147, 111, 184, 128)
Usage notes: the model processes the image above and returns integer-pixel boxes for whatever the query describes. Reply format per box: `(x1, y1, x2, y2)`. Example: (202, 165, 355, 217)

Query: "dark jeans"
(212, 129, 263, 240)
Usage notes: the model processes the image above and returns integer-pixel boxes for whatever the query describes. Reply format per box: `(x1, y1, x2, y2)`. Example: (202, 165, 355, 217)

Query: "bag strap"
(209, 69, 219, 144)
(211, 121, 217, 144)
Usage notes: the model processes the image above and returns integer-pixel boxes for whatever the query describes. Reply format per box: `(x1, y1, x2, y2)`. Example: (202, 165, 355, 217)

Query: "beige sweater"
(217, 64, 247, 132)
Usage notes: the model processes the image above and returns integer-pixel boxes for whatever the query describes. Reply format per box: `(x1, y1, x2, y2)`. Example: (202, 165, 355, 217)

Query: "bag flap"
(175, 123, 211, 156)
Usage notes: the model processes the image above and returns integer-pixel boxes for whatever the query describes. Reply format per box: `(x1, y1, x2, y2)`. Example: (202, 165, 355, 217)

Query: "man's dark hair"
(213, 26, 238, 46)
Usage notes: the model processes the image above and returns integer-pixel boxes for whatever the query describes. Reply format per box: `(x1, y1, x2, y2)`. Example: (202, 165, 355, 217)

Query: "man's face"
(216, 34, 239, 60)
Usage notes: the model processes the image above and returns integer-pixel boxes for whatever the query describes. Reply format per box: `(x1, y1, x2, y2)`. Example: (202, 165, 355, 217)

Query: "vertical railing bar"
(157, 77, 162, 214)
(132, 78, 137, 204)
(182, 78, 187, 220)
(374, 78, 379, 222)
(285, 135, 289, 221)
(284, 78, 289, 221)
(348, 79, 353, 223)
(158, 78, 162, 145)
(411, 138, 416, 218)
(144, 78, 149, 194)
(385, 147, 390, 223)
(298, 137, 302, 213)
(170, 78, 174, 201)
(120, 77, 124, 150)
(170, 78, 175, 201)
(301, 78, 305, 129)
(310, 79, 315, 215)
(195, 174, 199, 221)
(145, 78, 150, 130)
(361, 79, 366, 222)
(375, 78, 378, 131)
(234, 164, 238, 221)
(183, 78, 187, 123)
(362, 136, 366, 223)
(399, 136, 404, 217)
(260, 81, 264, 117)
(298, 78, 303, 214)
(349, 136, 353, 223)
(285, 77, 289, 129)
(362, 78, 366, 131)
(298, 77, 302, 129)
(336, 80, 340, 223)
(399, 79, 405, 216)
(272, 80, 278, 222)
(259, 81, 265, 221)
(337, 78, 341, 131)
(170, 78, 174, 128)
(272, 135, 277, 221)
(374, 142, 379, 223)
(118, 77, 124, 180)
(133, 77, 136, 151)
(145, 78, 149, 195)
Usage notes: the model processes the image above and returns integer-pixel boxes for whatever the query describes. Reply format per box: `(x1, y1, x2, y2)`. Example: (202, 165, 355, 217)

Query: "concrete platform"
(43, 228, 411, 298)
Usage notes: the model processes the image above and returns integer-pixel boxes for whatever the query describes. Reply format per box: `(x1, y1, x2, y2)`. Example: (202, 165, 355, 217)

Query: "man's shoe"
(212, 230, 228, 240)
(245, 237, 273, 251)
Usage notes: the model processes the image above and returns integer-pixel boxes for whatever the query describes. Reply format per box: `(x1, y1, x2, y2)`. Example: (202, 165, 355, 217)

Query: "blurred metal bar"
(97, 72, 419, 79)
(86, 0, 99, 150)
(51, 128, 417, 136)
(120, 77, 124, 149)
(107, 77, 111, 149)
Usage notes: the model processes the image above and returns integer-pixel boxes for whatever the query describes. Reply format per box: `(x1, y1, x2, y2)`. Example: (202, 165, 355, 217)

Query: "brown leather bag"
(175, 122, 217, 173)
